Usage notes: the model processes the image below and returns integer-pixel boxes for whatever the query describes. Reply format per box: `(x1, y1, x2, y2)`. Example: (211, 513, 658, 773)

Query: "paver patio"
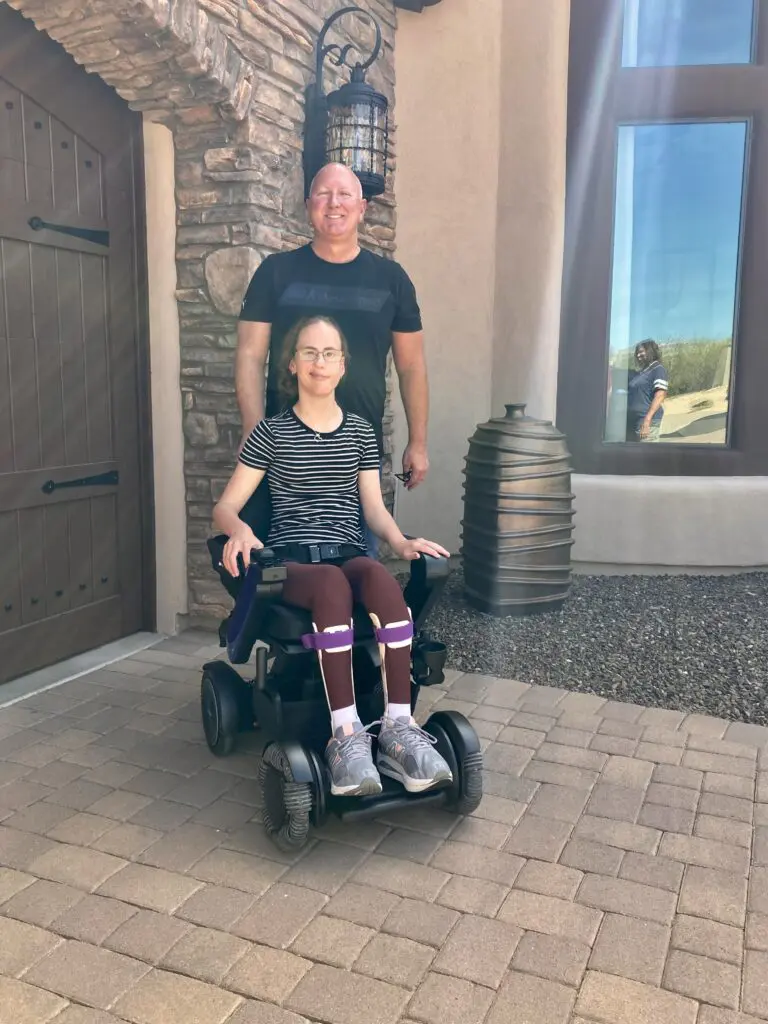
(1, 629, 767, 1024)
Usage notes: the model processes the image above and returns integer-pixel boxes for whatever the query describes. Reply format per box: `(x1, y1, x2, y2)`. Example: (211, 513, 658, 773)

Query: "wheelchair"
(200, 502, 484, 852)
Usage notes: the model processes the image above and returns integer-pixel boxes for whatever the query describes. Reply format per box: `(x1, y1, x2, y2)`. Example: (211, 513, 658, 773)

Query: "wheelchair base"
(201, 660, 484, 852)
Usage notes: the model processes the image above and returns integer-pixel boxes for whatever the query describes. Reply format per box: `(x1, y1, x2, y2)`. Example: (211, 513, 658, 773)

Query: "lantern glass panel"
(326, 102, 387, 177)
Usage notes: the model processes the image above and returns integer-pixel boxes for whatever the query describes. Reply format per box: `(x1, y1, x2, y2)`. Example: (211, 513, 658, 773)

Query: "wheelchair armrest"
(250, 547, 287, 584)
(403, 549, 451, 634)
(207, 537, 288, 664)
(208, 536, 286, 588)
(207, 534, 241, 599)
(411, 550, 450, 583)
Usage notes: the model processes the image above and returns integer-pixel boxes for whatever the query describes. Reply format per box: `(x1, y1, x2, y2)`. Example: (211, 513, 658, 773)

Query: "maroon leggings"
(282, 556, 411, 711)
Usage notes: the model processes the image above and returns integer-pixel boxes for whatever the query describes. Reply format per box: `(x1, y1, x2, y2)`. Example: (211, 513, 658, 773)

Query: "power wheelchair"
(200, 491, 484, 852)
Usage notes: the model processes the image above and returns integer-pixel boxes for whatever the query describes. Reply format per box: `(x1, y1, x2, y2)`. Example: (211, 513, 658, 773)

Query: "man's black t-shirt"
(238, 244, 422, 453)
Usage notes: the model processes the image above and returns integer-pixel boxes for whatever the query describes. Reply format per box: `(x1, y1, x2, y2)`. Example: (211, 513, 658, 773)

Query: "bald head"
(306, 163, 366, 252)
(309, 163, 363, 199)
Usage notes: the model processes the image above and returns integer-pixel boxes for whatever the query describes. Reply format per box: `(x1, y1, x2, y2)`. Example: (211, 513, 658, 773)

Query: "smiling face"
(635, 344, 650, 367)
(306, 163, 366, 244)
(289, 318, 346, 399)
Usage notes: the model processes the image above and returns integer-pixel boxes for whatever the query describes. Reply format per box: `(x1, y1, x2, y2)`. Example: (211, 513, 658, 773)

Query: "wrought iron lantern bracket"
(314, 5, 382, 83)
(303, 5, 387, 201)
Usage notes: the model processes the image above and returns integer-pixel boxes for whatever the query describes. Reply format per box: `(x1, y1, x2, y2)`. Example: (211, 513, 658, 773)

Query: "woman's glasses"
(296, 348, 344, 364)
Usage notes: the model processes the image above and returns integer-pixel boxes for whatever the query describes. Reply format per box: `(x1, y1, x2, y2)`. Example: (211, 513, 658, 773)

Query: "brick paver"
(110, 968, 242, 1023)
(2, 631, 768, 1022)
(589, 913, 671, 985)
(23, 940, 150, 1009)
(0, 975, 68, 1024)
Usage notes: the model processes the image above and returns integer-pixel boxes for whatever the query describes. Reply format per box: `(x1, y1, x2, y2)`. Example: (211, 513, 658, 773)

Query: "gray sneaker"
(326, 722, 382, 797)
(377, 716, 453, 793)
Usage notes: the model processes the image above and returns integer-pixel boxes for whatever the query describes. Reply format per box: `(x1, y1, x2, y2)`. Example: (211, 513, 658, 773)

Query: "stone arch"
(5, 0, 255, 121)
(4, 0, 398, 623)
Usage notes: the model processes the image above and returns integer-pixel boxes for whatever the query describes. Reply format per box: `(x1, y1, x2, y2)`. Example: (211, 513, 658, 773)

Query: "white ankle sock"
(387, 703, 412, 723)
(331, 704, 359, 734)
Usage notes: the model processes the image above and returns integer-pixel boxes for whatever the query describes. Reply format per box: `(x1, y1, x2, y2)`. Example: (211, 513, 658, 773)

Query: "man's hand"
(392, 330, 429, 488)
(639, 417, 652, 439)
(394, 536, 450, 561)
(402, 442, 429, 489)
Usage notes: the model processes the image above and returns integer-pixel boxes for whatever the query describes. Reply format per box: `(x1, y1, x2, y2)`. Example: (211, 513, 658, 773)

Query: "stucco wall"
(143, 121, 188, 634)
(572, 476, 768, 570)
(396, 0, 768, 574)
(394, 0, 570, 551)
(393, 0, 502, 550)
(491, 0, 570, 425)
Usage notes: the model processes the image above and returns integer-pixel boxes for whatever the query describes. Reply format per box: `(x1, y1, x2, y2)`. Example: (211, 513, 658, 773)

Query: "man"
(235, 163, 429, 506)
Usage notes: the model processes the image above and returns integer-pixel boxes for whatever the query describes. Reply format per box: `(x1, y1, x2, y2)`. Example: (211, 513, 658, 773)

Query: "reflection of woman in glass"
(627, 339, 669, 442)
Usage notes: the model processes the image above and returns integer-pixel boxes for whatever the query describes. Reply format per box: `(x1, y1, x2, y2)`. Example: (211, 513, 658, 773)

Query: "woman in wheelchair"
(213, 315, 453, 798)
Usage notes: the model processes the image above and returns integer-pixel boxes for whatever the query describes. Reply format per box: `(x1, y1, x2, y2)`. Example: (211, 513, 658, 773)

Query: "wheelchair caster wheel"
(259, 742, 315, 852)
(201, 662, 249, 757)
(425, 709, 484, 816)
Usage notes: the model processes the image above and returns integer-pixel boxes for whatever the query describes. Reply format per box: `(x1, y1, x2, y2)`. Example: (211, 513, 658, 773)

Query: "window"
(622, 0, 755, 67)
(605, 121, 747, 446)
(558, 0, 768, 475)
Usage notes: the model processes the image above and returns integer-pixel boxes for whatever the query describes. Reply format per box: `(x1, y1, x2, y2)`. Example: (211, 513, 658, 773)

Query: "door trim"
(130, 118, 156, 634)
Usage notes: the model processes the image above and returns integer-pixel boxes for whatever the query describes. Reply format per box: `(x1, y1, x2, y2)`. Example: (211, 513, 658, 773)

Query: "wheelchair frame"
(200, 539, 484, 851)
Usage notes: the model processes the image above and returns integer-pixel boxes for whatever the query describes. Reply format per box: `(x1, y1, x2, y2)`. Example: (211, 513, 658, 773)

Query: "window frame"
(557, 0, 768, 476)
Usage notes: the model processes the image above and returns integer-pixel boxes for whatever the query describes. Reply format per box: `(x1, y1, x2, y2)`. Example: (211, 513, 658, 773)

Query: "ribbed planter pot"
(461, 404, 575, 617)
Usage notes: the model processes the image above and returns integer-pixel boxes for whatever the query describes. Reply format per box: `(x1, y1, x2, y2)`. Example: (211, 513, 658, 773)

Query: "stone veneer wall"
(6, 0, 399, 624)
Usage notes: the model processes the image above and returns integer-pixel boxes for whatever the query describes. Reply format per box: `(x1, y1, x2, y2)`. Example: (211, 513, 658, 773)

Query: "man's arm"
(391, 330, 429, 488)
(235, 320, 271, 442)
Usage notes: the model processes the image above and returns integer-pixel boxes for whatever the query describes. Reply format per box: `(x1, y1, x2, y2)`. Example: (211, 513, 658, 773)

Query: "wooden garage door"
(0, 6, 152, 684)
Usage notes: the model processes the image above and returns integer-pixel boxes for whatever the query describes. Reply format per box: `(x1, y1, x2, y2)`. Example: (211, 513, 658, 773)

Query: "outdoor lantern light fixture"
(303, 5, 389, 201)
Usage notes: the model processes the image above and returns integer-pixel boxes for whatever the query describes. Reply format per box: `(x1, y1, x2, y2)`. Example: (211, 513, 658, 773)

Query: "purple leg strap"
(301, 627, 354, 651)
(375, 621, 414, 645)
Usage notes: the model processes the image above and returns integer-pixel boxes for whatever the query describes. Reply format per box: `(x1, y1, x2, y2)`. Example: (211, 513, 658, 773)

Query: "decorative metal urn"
(461, 404, 575, 616)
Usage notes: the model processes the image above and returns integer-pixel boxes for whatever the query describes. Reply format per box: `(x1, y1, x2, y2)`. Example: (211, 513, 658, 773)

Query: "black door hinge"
(41, 470, 118, 494)
(29, 216, 109, 247)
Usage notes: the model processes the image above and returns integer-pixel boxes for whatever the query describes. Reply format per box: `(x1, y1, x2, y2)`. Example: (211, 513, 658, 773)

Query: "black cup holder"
(413, 639, 448, 687)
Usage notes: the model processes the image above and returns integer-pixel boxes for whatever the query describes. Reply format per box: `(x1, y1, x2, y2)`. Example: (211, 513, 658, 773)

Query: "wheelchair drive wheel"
(425, 709, 484, 816)
(259, 742, 318, 852)
(201, 662, 251, 757)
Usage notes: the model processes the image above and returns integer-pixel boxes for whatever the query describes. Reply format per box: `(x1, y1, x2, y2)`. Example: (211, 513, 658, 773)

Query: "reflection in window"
(605, 121, 747, 446)
(622, 0, 755, 67)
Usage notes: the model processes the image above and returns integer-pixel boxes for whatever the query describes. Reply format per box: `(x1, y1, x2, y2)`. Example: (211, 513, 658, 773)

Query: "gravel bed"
(422, 568, 768, 724)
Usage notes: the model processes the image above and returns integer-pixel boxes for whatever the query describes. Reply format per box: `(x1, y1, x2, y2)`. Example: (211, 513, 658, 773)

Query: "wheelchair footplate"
(328, 769, 453, 823)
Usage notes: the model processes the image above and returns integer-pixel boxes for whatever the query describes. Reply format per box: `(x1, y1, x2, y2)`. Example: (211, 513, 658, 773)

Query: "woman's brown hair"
(277, 315, 350, 406)
(635, 339, 662, 364)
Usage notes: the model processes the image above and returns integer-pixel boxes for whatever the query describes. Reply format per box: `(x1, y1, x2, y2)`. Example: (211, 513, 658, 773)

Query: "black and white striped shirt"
(239, 408, 380, 548)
